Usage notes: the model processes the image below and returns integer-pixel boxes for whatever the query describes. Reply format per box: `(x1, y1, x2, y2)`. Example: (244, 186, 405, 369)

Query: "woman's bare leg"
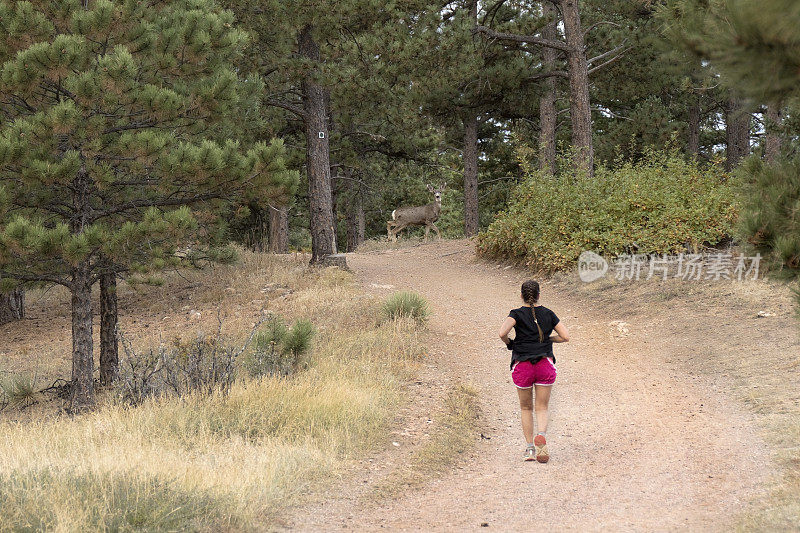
(516, 387, 534, 444)
(534, 384, 552, 434)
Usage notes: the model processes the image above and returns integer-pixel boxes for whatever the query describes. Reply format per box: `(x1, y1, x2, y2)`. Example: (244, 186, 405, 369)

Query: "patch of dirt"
(285, 239, 789, 532)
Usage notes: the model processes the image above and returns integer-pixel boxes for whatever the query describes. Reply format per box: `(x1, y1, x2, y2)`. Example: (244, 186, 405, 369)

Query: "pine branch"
(472, 25, 572, 53)
(525, 70, 569, 82)
(583, 21, 622, 37)
(588, 45, 630, 75)
(266, 99, 307, 119)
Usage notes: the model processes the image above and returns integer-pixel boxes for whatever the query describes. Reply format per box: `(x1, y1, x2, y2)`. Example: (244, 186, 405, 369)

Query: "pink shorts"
(511, 357, 557, 389)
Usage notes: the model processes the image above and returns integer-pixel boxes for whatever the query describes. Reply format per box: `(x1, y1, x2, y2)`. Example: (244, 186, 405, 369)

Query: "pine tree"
(411, 1, 544, 234)
(0, 0, 298, 408)
(662, 0, 800, 309)
(227, 0, 448, 249)
(473, 0, 627, 179)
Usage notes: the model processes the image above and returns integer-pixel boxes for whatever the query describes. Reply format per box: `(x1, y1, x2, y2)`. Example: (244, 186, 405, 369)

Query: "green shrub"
(242, 316, 316, 377)
(283, 319, 315, 357)
(382, 291, 430, 323)
(477, 148, 739, 271)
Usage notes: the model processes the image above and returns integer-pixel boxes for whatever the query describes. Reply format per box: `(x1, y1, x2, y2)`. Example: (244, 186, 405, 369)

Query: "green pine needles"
(243, 316, 316, 378)
(739, 157, 800, 279)
(0, 0, 298, 407)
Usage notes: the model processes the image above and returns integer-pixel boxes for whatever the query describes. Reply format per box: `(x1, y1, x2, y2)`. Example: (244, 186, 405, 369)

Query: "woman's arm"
(549, 322, 570, 343)
(498, 317, 516, 345)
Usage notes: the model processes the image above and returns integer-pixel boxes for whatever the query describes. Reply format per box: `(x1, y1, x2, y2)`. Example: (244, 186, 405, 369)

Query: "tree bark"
(268, 205, 289, 253)
(346, 190, 365, 252)
(330, 170, 340, 253)
(461, 0, 480, 237)
(0, 287, 24, 326)
(71, 263, 94, 409)
(463, 114, 479, 236)
(765, 104, 783, 164)
(687, 99, 700, 158)
(69, 165, 95, 409)
(725, 97, 751, 171)
(560, 0, 594, 177)
(299, 25, 336, 263)
(99, 271, 118, 386)
(539, 1, 558, 175)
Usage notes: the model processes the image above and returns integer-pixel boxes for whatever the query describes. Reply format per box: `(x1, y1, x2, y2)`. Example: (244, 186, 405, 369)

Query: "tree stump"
(320, 253, 349, 270)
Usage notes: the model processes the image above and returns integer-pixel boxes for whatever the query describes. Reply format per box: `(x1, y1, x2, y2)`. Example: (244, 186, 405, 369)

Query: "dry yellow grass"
(371, 382, 481, 499)
(0, 250, 426, 531)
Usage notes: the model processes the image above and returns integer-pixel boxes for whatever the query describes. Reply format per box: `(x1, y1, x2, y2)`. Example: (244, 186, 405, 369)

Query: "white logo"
(578, 251, 608, 282)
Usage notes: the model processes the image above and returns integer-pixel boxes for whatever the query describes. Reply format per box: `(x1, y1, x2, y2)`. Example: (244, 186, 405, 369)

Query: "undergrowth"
(0, 252, 427, 531)
(477, 148, 739, 271)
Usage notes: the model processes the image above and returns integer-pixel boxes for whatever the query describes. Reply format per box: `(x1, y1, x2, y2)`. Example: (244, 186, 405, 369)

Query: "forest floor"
(282, 238, 800, 532)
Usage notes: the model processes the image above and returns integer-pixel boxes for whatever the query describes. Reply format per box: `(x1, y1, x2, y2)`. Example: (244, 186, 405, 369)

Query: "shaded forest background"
(1, 0, 799, 409)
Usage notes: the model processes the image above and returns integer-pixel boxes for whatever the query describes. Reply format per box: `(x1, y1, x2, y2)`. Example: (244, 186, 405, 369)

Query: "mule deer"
(387, 183, 445, 242)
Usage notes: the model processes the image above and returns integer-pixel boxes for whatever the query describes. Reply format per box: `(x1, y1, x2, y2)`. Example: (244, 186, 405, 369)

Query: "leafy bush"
(477, 148, 739, 271)
(242, 317, 316, 378)
(382, 291, 430, 323)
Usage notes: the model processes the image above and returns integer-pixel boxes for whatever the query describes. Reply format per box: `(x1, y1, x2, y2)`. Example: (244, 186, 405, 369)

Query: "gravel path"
(288, 239, 771, 532)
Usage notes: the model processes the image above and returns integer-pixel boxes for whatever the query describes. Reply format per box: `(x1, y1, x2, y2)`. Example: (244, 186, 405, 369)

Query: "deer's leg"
(390, 222, 405, 242)
(424, 225, 430, 242)
(387, 221, 395, 241)
(430, 222, 441, 240)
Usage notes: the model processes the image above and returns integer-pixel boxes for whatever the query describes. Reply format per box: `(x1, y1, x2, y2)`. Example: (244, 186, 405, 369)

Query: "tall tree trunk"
(71, 263, 94, 409)
(99, 271, 118, 386)
(765, 104, 783, 164)
(330, 169, 340, 253)
(539, 1, 558, 175)
(268, 205, 289, 253)
(687, 99, 700, 158)
(560, 0, 594, 177)
(252, 208, 268, 252)
(0, 287, 24, 326)
(462, 0, 480, 237)
(346, 191, 365, 252)
(70, 166, 94, 409)
(299, 25, 336, 263)
(725, 97, 751, 171)
(463, 114, 479, 237)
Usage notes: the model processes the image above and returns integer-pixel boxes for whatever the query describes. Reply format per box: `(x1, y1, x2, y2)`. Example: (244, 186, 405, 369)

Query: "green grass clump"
(477, 148, 739, 271)
(382, 291, 430, 323)
(0, 374, 37, 406)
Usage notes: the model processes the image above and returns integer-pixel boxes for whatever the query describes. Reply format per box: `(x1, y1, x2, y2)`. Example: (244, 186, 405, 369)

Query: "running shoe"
(524, 445, 536, 461)
(534, 434, 549, 463)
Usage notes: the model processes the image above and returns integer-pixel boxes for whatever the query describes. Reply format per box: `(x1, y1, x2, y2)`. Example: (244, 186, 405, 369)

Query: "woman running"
(498, 280, 570, 462)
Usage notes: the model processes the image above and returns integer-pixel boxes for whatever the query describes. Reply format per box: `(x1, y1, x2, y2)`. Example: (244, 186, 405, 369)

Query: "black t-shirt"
(508, 305, 560, 369)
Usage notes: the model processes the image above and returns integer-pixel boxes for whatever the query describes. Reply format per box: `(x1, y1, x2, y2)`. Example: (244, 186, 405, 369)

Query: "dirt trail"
(289, 240, 772, 532)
